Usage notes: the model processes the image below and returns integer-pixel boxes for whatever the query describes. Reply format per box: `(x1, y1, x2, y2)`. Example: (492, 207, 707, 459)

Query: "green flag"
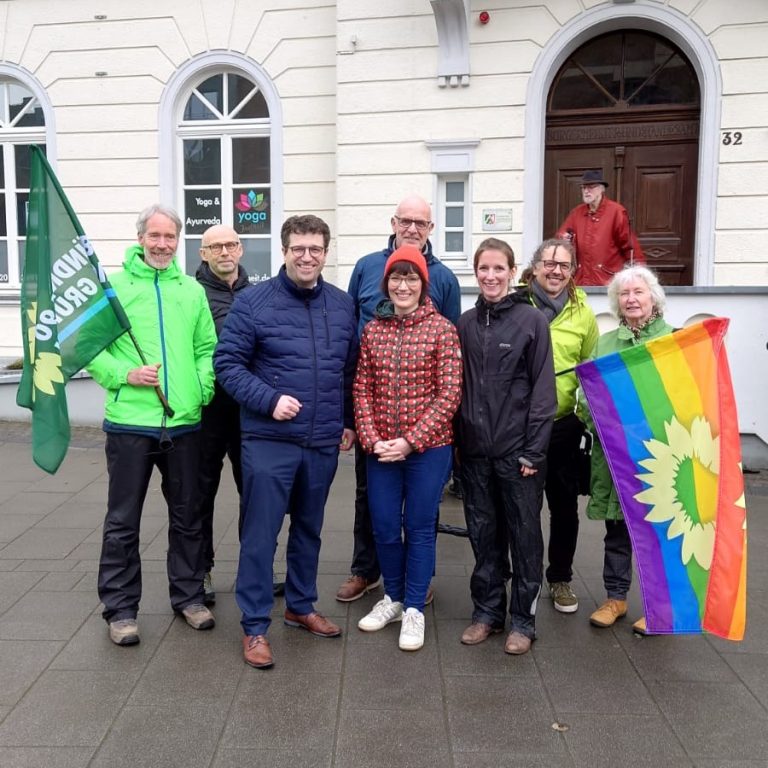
(16, 146, 131, 474)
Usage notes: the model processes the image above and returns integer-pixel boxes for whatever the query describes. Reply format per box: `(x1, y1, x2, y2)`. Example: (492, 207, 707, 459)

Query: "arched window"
(176, 69, 274, 281)
(0, 78, 47, 288)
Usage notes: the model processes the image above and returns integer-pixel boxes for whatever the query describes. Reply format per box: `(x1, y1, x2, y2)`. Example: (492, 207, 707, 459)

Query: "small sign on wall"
(482, 208, 513, 232)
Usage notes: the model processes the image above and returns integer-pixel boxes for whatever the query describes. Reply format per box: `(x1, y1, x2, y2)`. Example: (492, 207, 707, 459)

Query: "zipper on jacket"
(307, 299, 318, 441)
(393, 317, 405, 436)
(154, 271, 170, 400)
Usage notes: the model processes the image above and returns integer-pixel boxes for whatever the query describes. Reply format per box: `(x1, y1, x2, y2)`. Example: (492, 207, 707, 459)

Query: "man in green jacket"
(87, 204, 217, 646)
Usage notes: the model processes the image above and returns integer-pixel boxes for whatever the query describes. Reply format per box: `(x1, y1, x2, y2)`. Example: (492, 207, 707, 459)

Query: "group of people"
(87, 171, 669, 668)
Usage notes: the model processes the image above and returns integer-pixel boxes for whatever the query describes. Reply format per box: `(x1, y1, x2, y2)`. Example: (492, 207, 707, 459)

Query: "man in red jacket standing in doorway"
(557, 170, 645, 286)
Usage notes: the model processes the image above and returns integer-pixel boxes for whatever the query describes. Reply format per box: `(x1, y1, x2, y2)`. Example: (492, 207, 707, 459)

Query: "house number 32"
(722, 131, 743, 145)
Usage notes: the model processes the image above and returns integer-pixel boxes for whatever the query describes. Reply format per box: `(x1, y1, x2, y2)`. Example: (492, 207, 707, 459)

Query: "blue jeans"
(366, 445, 451, 611)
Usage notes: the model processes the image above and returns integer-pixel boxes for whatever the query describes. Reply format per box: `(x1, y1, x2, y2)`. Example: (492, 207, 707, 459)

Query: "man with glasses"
(87, 204, 217, 646)
(215, 215, 358, 669)
(336, 194, 461, 604)
(556, 170, 645, 286)
(522, 238, 598, 614)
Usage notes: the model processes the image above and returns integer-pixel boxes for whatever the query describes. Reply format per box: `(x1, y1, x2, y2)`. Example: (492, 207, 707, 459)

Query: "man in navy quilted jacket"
(215, 215, 358, 669)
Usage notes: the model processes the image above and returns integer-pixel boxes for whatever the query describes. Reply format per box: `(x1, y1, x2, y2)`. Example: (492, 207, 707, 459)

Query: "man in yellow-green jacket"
(521, 238, 598, 614)
(87, 204, 217, 647)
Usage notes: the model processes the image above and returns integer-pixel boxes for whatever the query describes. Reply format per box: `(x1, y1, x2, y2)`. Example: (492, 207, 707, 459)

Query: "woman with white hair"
(584, 265, 673, 633)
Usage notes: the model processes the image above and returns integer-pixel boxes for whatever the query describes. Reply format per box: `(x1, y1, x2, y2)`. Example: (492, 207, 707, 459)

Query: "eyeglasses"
(203, 241, 241, 255)
(540, 260, 573, 274)
(394, 216, 431, 232)
(288, 245, 326, 257)
(388, 274, 422, 287)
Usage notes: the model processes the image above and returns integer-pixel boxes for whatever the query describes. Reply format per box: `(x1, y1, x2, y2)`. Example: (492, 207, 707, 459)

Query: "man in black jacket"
(195, 225, 251, 605)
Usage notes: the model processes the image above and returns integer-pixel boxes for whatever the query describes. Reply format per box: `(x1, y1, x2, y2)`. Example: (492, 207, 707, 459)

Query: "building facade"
(0, 0, 766, 444)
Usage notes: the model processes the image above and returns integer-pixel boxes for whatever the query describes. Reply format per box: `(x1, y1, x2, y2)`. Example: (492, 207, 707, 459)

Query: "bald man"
(195, 225, 251, 604)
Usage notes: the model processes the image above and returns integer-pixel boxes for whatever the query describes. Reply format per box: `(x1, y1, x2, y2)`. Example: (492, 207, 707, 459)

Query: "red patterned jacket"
(353, 297, 463, 453)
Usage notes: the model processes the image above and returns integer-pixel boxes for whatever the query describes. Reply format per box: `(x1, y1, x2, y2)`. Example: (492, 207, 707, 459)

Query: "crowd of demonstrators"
(455, 238, 557, 655)
(86, 198, 674, 665)
(87, 204, 217, 646)
(522, 238, 598, 615)
(353, 246, 463, 652)
(557, 170, 645, 286)
(214, 214, 358, 669)
(584, 266, 673, 634)
(195, 224, 285, 605)
(337, 194, 460, 606)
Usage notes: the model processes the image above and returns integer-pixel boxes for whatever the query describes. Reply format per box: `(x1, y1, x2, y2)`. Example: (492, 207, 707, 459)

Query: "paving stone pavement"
(0, 422, 767, 768)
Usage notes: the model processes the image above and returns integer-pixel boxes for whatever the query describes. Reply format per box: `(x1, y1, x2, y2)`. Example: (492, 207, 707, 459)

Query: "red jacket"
(557, 197, 645, 286)
(353, 297, 463, 453)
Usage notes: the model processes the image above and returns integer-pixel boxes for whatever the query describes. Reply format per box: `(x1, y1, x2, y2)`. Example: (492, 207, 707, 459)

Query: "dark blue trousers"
(366, 446, 451, 612)
(237, 438, 339, 636)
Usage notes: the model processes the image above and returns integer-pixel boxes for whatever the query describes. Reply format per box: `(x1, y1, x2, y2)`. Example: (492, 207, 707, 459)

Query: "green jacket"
(547, 288, 598, 420)
(87, 245, 216, 429)
(585, 315, 674, 520)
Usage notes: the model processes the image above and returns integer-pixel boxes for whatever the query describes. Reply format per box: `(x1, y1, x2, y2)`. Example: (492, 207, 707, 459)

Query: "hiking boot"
(108, 619, 140, 646)
(335, 575, 382, 602)
(399, 608, 425, 651)
(203, 571, 215, 606)
(358, 595, 403, 632)
(549, 581, 578, 614)
(589, 599, 627, 627)
(504, 631, 532, 655)
(180, 603, 216, 630)
(460, 622, 503, 645)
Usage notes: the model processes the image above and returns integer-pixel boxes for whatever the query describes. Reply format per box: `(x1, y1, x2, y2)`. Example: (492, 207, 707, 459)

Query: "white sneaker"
(358, 595, 403, 632)
(399, 608, 425, 651)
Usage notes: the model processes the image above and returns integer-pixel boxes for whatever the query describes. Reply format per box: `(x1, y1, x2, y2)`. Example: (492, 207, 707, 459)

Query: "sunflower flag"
(16, 146, 131, 474)
(576, 318, 747, 640)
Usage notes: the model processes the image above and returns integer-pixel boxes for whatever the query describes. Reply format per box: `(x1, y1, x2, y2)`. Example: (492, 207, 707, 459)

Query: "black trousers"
(544, 413, 583, 584)
(349, 442, 381, 581)
(198, 391, 242, 570)
(99, 431, 205, 622)
(462, 455, 544, 639)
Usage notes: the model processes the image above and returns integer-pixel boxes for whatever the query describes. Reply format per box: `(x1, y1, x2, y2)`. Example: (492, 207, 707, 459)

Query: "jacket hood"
(123, 244, 182, 280)
(195, 261, 250, 292)
(374, 295, 437, 324)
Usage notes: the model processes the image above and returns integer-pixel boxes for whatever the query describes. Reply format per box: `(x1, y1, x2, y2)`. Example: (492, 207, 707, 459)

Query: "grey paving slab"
(34, 502, 106, 529)
(0, 570, 45, 613)
(49, 614, 172, 674)
(0, 492, 72, 516)
(89, 704, 225, 768)
(0, 670, 133, 746)
(723, 652, 768, 708)
(445, 674, 567, 756)
(212, 749, 332, 768)
(0, 746, 95, 768)
(0, 640, 64, 707)
(0, 591, 99, 640)
(0, 528, 92, 560)
(9, 559, 77, 572)
(649, 680, 768, 761)
(221, 672, 339, 750)
(0, 514, 44, 542)
(453, 753, 576, 768)
(32, 571, 87, 592)
(563, 713, 691, 768)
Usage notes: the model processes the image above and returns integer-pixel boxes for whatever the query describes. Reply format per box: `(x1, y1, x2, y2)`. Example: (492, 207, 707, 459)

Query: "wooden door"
(544, 134, 698, 285)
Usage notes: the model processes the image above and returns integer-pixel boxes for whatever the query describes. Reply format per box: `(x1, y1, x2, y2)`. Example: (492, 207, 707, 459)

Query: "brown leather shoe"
(460, 622, 503, 645)
(504, 631, 532, 655)
(284, 610, 342, 637)
(243, 635, 273, 669)
(335, 575, 382, 602)
(424, 584, 435, 606)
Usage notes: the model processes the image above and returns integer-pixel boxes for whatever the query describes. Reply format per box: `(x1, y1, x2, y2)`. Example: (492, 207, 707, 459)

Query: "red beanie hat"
(384, 245, 429, 284)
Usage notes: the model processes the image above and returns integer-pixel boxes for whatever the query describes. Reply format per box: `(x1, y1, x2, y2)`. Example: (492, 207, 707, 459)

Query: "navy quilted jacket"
(214, 266, 359, 447)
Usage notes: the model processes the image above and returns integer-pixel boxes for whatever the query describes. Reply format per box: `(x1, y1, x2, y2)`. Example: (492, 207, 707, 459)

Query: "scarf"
(530, 280, 569, 323)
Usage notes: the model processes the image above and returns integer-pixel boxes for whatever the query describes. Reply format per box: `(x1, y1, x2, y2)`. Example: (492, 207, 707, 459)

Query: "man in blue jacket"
(215, 215, 358, 669)
(335, 194, 461, 603)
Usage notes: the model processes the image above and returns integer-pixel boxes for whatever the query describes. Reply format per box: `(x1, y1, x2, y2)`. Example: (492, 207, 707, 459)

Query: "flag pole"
(127, 329, 175, 419)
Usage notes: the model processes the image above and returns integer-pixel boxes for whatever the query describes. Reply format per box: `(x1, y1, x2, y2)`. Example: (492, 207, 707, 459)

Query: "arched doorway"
(543, 30, 700, 285)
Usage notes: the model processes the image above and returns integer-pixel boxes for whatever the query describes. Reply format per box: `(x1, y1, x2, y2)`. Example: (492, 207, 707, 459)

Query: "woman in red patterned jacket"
(353, 245, 463, 652)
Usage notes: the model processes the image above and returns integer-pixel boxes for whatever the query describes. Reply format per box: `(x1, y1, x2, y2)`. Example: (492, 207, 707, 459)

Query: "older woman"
(586, 265, 673, 632)
(353, 245, 462, 651)
(456, 238, 556, 654)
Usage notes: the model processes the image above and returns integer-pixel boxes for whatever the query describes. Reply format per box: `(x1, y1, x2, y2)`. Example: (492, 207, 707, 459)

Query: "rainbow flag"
(576, 318, 747, 640)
